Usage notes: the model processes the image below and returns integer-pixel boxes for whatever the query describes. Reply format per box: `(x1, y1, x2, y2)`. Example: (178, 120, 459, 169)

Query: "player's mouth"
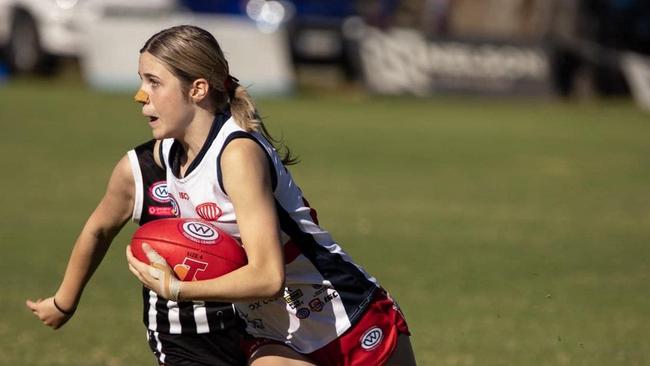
(148, 116, 160, 124)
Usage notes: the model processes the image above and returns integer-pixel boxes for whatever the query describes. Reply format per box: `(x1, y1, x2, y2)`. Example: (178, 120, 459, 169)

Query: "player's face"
(137, 52, 194, 140)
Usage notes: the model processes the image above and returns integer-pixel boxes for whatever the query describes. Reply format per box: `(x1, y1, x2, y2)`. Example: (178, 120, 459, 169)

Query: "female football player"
(125, 25, 416, 366)
(26, 137, 247, 365)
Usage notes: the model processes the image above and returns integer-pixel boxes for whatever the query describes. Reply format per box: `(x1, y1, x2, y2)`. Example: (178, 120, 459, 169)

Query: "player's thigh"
(248, 344, 316, 366)
(385, 334, 417, 366)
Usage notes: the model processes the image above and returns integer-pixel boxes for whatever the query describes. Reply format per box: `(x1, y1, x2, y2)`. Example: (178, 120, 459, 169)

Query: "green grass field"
(1, 79, 649, 365)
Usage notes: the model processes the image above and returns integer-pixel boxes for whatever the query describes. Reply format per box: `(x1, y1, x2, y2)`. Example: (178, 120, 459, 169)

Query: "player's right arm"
(26, 155, 135, 329)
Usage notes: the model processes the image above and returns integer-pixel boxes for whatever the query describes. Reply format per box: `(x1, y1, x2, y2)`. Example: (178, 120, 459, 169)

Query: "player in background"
(26, 136, 247, 365)
(125, 25, 417, 366)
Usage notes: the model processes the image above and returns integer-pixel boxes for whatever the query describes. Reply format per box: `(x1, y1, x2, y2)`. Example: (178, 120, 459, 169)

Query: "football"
(130, 218, 247, 281)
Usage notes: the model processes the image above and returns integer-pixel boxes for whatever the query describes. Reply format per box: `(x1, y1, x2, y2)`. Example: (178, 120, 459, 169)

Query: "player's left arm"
(27, 155, 135, 329)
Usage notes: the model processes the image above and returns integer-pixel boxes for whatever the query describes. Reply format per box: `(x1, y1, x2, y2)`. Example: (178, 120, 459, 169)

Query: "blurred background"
(1, 0, 650, 103)
(1, 1, 650, 365)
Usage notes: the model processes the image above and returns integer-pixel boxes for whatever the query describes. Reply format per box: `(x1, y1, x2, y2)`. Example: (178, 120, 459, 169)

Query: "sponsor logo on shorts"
(312, 284, 329, 296)
(360, 326, 383, 351)
(149, 181, 169, 203)
(196, 202, 222, 221)
(283, 288, 304, 309)
(248, 298, 279, 311)
(296, 308, 310, 319)
(323, 290, 339, 303)
(180, 221, 219, 244)
(309, 298, 324, 312)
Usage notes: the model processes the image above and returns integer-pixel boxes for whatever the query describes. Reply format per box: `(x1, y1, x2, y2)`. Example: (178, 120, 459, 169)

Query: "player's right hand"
(126, 243, 181, 301)
(25, 297, 74, 329)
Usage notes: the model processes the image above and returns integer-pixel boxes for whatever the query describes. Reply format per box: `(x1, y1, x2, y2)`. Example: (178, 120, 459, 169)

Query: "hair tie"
(224, 75, 239, 99)
(53, 297, 76, 316)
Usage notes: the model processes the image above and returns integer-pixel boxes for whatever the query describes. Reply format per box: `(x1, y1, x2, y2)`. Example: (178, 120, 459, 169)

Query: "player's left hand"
(26, 297, 74, 329)
(126, 243, 181, 301)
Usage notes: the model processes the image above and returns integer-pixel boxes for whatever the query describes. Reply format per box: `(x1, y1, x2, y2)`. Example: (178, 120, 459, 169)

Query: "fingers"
(126, 248, 156, 290)
(126, 243, 177, 300)
(26, 298, 44, 313)
(126, 245, 147, 270)
(26, 299, 37, 311)
(126, 246, 144, 279)
(142, 243, 166, 265)
(125, 244, 136, 262)
(148, 264, 163, 280)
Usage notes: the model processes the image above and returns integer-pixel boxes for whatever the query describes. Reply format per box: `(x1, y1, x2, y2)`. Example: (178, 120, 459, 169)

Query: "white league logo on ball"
(181, 221, 219, 244)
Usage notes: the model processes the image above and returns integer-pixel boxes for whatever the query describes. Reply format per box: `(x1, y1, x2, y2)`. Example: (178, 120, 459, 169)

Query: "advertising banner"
(357, 26, 553, 96)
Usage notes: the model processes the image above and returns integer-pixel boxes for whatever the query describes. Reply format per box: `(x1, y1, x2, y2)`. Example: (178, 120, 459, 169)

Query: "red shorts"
(241, 289, 410, 366)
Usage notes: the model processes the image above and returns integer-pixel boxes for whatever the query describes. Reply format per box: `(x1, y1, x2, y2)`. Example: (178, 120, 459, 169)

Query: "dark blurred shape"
(178, 0, 244, 14)
(2, 7, 59, 75)
(547, 0, 650, 97)
(285, 0, 359, 80)
(585, 0, 650, 95)
(0, 60, 9, 84)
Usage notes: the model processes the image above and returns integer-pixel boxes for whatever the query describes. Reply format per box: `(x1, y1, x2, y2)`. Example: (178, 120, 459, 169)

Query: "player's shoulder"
(114, 153, 136, 185)
(221, 136, 266, 165)
(129, 139, 163, 169)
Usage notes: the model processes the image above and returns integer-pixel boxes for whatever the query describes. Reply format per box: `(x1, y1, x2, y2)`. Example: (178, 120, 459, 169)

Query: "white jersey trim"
(153, 331, 166, 364)
(194, 302, 210, 333)
(147, 290, 158, 331)
(168, 301, 182, 334)
(127, 150, 144, 223)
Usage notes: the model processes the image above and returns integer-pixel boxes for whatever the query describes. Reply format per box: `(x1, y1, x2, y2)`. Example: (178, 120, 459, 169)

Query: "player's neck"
(178, 110, 216, 172)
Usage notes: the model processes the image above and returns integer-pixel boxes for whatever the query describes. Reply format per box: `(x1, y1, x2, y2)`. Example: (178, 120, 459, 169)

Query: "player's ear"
(189, 78, 210, 103)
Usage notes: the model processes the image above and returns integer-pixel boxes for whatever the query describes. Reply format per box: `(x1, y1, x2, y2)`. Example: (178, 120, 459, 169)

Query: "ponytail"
(227, 77, 298, 166)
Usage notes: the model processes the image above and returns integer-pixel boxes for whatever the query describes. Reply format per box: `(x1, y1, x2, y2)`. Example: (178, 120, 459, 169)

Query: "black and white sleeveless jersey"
(127, 139, 237, 335)
(128, 139, 175, 226)
(160, 111, 380, 353)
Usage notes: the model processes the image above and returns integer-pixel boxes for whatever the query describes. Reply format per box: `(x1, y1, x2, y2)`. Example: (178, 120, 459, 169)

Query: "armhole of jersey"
(127, 150, 144, 223)
(158, 139, 167, 170)
(216, 131, 278, 195)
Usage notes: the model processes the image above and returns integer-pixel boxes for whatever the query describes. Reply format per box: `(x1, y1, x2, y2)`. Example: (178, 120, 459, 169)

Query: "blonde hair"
(140, 25, 262, 132)
(141, 25, 296, 164)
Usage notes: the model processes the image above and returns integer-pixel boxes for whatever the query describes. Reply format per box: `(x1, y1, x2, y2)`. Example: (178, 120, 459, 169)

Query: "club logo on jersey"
(196, 202, 222, 221)
(296, 308, 310, 319)
(169, 194, 181, 217)
(360, 326, 383, 350)
(173, 257, 208, 281)
(148, 181, 170, 203)
(180, 221, 219, 244)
